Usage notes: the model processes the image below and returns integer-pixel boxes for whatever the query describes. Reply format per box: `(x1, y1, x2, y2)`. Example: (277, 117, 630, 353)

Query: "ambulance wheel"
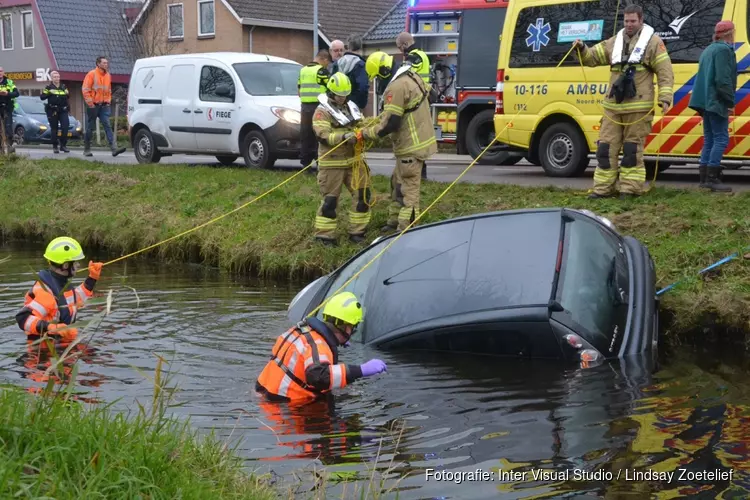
(466, 109, 508, 165)
(538, 123, 589, 177)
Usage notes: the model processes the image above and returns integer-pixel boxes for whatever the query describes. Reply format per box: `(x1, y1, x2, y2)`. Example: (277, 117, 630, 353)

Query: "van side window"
(510, 0, 620, 68)
(199, 65, 235, 103)
(645, 2, 725, 64)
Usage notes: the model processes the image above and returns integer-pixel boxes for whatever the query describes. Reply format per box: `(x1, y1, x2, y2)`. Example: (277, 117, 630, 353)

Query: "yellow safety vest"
(0, 78, 16, 108)
(408, 49, 431, 85)
(298, 63, 327, 104)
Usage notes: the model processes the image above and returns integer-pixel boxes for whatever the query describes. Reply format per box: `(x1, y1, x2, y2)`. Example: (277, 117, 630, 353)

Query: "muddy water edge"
(2, 241, 750, 499)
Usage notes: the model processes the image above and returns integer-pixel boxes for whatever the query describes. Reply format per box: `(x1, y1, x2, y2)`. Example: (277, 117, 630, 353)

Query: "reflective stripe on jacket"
(82, 68, 112, 106)
(41, 84, 70, 110)
(0, 77, 19, 109)
(298, 63, 328, 103)
(256, 318, 360, 402)
(16, 270, 94, 336)
(312, 101, 359, 168)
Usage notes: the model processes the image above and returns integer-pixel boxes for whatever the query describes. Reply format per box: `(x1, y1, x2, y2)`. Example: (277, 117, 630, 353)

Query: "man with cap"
(689, 20, 737, 193)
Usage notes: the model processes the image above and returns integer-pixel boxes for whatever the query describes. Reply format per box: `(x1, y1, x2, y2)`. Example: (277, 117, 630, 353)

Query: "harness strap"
(402, 71, 429, 114)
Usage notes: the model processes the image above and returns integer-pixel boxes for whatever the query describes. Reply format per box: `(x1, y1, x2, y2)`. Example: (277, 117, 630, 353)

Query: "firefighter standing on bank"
(312, 72, 372, 246)
(362, 51, 437, 232)
(40, 71, 71, 154)
(574, 4, 674, 199)
(255, 291, 387, 404)
(298, 49, 332, 172)
(396, 32, 431, 180)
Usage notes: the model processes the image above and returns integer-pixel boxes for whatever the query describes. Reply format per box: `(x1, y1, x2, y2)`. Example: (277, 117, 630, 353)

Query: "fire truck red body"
(405, 0, 519, 164)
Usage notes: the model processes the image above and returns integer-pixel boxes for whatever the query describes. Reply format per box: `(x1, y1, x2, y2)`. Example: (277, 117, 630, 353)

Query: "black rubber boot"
(587, 192, 612, 199)
(61, 144, 70, 153)
(314, 237, 338, 247)
(698, 165, 708, 188)
(706, 167, 731, 192)
(53, 144, 59, 154)
(349, 234, 366, 244)
(112, 145, 126, 157)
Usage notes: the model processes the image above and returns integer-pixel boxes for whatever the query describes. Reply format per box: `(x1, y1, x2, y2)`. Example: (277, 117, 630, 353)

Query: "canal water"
(1, 241, 750, 499)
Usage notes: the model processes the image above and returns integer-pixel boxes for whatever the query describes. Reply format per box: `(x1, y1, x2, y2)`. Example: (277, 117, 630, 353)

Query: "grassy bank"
(0, 155, 748, 338)
(0, 386, 275, 499)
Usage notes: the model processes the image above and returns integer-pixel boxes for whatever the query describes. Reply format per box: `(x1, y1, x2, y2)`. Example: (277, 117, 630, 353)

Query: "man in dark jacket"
(332, 35, 369, 110)
(689, 21, 737, 192)
(0, 66, 20, 153)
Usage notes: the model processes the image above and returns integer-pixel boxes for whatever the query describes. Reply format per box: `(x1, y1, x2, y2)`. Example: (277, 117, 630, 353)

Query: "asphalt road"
(14, 146, 750, 192)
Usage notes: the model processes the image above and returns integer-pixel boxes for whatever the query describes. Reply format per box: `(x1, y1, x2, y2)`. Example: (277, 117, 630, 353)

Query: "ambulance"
(493, 0, 749, 177)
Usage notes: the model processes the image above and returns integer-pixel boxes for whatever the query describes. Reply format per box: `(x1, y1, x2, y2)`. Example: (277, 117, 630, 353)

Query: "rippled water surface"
(3, 241, 750, 499)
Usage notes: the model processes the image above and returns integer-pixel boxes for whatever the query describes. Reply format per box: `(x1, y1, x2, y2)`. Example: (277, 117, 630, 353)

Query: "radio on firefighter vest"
(608, 25, 654, 104)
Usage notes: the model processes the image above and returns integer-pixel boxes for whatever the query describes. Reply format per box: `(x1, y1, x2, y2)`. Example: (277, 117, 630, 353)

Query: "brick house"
(0, 0, 139, 123)
(128, 0, 400, 66)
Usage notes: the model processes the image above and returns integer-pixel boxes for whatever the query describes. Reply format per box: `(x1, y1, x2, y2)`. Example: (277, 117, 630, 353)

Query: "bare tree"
(132, 1, 182, 58)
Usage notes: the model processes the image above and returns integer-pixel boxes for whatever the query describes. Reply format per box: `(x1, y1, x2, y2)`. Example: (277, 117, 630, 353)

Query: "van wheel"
(134, 129, 161, 164)
(538, 123, 589, 177)
(466, 109, 511, 165)
(216, 155, 239, 166)
(242, 130, 276, 169)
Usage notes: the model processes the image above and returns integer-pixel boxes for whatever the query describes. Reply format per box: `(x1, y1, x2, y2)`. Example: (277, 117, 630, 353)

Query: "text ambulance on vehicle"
(493, 0, 750, 177)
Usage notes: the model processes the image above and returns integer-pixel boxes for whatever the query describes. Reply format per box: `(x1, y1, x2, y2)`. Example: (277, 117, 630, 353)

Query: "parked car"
(12, 96, 82, 145)
(127, 52, 303, 169)
(287, 208, 659, 367)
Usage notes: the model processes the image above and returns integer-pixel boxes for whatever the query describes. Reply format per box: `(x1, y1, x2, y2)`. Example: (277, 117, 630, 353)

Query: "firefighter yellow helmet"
(43, 236, 85, 265)
(327, 72, 352, 97)
(322, 291, 363, 326)
(365, 51, 394, 80)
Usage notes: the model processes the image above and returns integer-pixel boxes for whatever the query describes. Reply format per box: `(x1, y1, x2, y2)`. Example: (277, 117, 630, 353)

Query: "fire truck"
(403, 0, 518, 165)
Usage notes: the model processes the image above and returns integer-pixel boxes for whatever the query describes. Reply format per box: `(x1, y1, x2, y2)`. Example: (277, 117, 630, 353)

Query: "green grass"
(0, 154, 748, 337)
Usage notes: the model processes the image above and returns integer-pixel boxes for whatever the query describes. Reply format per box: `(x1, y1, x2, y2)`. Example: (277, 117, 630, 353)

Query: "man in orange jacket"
(15, 236, 104, 343)
(82, 56, 126, 157)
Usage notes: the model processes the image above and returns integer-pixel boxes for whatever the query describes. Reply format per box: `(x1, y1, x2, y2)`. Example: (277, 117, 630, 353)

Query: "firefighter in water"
(396, 31, 431, 180)
(312, 72, 372, 246)
(15, 236, 104, 343)
(574, 4, 674, 199)
(255, 291, 388, 404)
(298, 49, 332, 172)
(40, 70, 71, 154)
(362, 51, 437, 232)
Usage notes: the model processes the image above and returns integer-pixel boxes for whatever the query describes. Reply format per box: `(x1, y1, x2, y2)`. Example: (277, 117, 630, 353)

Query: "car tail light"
(580, 349, 603, 369)
(564, 334, 583, 349)
(495, 69, 505, 114)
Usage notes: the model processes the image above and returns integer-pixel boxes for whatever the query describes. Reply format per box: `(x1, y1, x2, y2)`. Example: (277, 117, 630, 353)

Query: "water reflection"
(2, 242, 750, 499)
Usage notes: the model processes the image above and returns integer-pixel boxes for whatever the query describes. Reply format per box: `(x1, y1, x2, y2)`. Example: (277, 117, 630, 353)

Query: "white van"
(127, 52, 303, 168)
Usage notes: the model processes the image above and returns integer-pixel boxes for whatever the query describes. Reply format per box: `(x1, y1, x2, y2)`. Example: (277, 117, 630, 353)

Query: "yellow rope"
(86, 133, 360, 271)
(306, 44, 581, 319)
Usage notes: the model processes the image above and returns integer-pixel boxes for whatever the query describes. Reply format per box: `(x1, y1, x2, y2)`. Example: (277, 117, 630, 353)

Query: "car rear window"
(232, 62, 301, 96)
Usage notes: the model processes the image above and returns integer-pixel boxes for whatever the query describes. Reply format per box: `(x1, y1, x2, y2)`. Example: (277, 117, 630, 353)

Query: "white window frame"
(197, 0, 215, 38)
(21, 10, 33, 49)
(167, 3, 184, 40)
(1, 13, 12, 51)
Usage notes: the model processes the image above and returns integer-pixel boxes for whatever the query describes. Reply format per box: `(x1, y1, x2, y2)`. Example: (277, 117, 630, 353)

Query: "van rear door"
(163, 63, 198, 151)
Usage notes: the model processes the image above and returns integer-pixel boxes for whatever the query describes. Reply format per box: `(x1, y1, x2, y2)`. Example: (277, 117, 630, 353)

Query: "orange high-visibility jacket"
(82, 68, 112, 106)
(15, 270, 95, 336)
(256, 318, 363, 402)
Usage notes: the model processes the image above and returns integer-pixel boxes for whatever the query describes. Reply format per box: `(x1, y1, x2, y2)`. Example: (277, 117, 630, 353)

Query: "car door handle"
(183, 108, 191, 113)
(194, 109, 203, 114)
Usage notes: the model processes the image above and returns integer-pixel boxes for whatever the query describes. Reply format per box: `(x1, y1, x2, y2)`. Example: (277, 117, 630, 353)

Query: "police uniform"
(311, 94, 371, 242)
(578, 25, 674, 196)
(364, 67, 437, 231)
(41, 83, 71, 152)
(298, 62, 330, 168)
(0, 76, 19, 150)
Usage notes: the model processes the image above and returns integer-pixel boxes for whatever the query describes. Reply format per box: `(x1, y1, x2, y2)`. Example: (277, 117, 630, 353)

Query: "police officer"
(255, 291, 387, 404)
(40, 71, 71, 154)
(396, 32, 431, 180)
(298, 49, 332, 172)
(362, 51, 437, 233)
(574, 4, 674, 199)
(0, 66, 19, 153)
(312, 72, 371, 246)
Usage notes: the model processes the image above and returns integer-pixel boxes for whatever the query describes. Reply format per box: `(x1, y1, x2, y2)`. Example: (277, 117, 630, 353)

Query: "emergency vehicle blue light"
(409, 0, 417, 7)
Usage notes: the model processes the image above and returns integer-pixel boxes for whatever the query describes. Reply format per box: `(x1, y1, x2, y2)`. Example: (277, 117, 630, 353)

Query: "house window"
(21, 11, 33, 49)
(1, 14, 12, 50)
(199, 65, 235, 102)
(198, 0, 215, 37)
(167, 3, 184, 39)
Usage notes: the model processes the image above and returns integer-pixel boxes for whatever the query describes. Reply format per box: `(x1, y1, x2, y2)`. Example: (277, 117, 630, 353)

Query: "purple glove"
(360, 359, 387, 377)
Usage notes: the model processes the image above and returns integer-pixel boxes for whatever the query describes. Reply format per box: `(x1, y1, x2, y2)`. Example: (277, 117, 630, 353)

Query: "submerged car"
(288, 208, 659, 366)
(12, 96, 82, 145)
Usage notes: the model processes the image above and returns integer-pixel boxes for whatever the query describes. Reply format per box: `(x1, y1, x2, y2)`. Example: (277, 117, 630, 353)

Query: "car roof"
(133, 52, 301, 67)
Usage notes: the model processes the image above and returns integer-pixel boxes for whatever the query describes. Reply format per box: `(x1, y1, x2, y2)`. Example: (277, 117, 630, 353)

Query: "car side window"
(199, 65, 235, 103)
